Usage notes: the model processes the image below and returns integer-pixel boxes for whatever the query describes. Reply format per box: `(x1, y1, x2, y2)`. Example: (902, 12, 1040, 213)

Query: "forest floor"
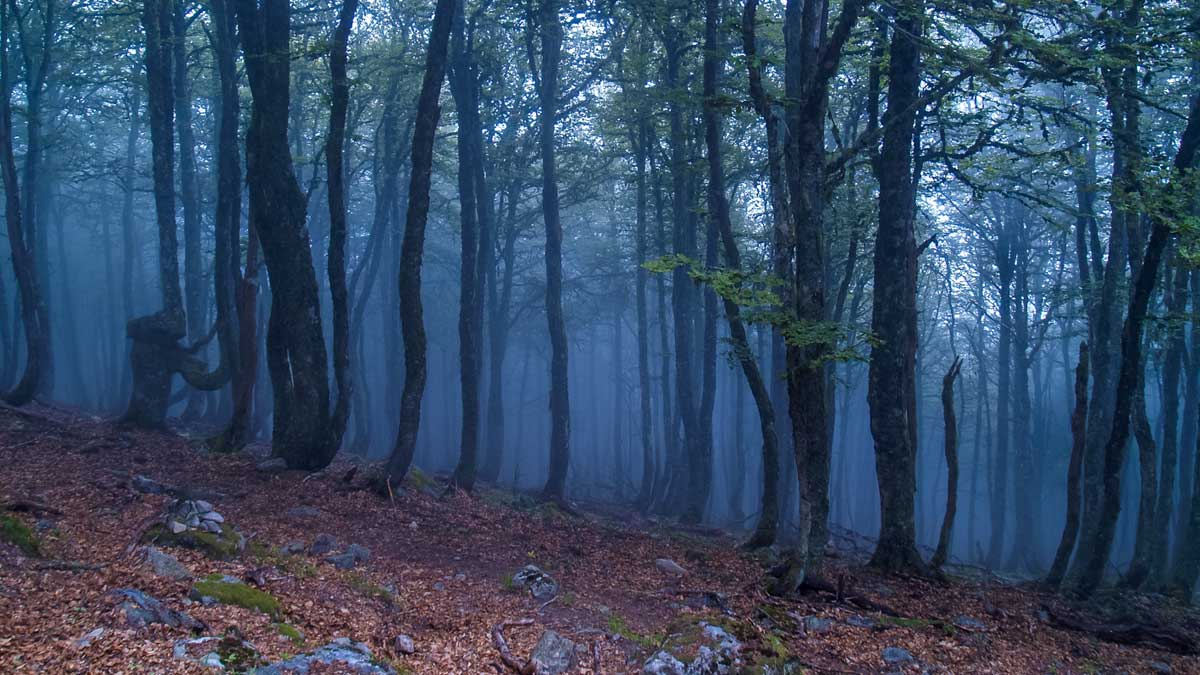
(0, 403, 1198, 674)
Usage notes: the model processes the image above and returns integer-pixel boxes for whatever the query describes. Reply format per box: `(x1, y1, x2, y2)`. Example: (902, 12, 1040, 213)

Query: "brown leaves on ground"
(0, 403, 1196, 674)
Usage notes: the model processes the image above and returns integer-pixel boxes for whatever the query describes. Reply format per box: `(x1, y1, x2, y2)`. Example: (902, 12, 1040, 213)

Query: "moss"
(274, 622, 304, 644)
(607, 614, 664, 650)
(143, 522, 243, 560)
(192, 575, 282, 619)
(0, 514, 40, 556)
(500, 572, 517, 591)
(879, 615, 956, 636)
(404, 467, 436, 491)
(344, 571, 398, 606)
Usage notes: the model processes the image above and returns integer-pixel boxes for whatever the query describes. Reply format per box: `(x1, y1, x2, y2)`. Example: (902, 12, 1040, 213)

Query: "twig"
(492, 618, 536, 674)
(29, 560, 105, 572)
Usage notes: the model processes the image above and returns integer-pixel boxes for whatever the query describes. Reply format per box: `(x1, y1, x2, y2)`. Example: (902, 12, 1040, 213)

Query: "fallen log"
(492, 618, 536, 675)
(1042, 604, 1197, 655)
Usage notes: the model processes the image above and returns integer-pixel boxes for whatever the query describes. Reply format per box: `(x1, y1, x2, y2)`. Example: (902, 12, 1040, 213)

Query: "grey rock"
(145, 546, 191, 580)
(700, 623, 741, 656)
(282, 541, 306, 555)
(186, 515, 201, 528)
(286, 506, 323, 519)
(310, 533, 338, 556)
(346, 543, 371, 562)
(953, 616, 986, 631)
(327, 552, 358, 570)
(846, 615, 877, 629)
(432, 581, 446, 592)
(169, 520, 188, 534)
(256, 458, 288, 474)
(394, 634, 415, 655)
(132, 474, 172, 495)
(193, 500, 214, 512)
(109, 588, 205, 631)
(254, 640, 395, 675)
(72, 628, 105, 649)
(882, 647, 915, 666)
(530, 630, 576, 675)
(686, 645, 731, 675)
(173, 634, 262, 672)
(1149, 662, 1172, 674)
(35, 518, 55, 533)
(200, 520, 222, 534)
(643, 651, 687, 675)
(803, 616, 833, 634)
(655, 558, 687, 577)
(201, 511, 224, 523)
(512, 564, 559, 600)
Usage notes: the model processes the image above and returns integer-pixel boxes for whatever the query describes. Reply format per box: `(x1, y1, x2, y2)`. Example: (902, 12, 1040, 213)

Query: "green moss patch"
(143, 522, 244, 560)
(274, 622, 305, 644)
(0, 514, 40, 556)
(191, 575, 282, 619)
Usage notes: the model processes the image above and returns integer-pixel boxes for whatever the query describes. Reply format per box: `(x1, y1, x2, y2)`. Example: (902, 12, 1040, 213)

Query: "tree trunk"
(1047, 342, 1090, 588)
(383, 0, 456, 484)
(932, 357, 962, 569)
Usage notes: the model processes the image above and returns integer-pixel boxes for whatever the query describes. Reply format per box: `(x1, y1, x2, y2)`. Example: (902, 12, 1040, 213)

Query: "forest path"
(0, 403, 1195, 674)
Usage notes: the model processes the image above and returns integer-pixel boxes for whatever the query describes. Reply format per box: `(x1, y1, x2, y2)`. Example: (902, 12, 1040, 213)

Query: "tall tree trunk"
(324, 0, 358, 459)
(532, 0, 571, 503)
(1149, 263, 1188, 582)
(868, 0, 925, 573)
(235, 0, 333, 469)
(633, 113, 656, 510)
(0, 0, 45, 406)
(1047, 342, 1090, 588)
(383, 0, 456, 484)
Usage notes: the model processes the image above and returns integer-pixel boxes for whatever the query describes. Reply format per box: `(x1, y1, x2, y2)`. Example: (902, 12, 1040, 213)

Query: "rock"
(803, 616, 833, 634)
(256, 457, 288, 474)
(72, 627, 105, 649)
(953, 616, 986, 631)
(882, 647, 915, 666)
(173, 632, 263, 672)
(687, 645, 731, 675)
(189, 575, 282, 618)
(1149, 662, 1172, 674)
(432, 581, 446, 592)
(327, 552, 358, 570)
(644, 651, 687, 675)
(132, 474, 172, 495)
(282, 541, 306, 555)
(35, 518, 55, 533)
(109, 588, 205, 632)
(347, 543, 371, 562)
(310, 533, 338, 556)
(169, 520, 188, 534)
(512, 564, 559, 600)
(254, 640, 395, 675)
(199, 520, 221, 534)
(846, 615, 877, 629)
(656, 558, 688, 577)
(201, 511, 224, 523)
(193, 500, 213, 512)
(530, 630, 576, 675)
(700, 623, 741, 656)
(144, 546, 191, 580)
(285, 506, 322, 519)
(394, 634, 416, 655)
(143, 519, 245, 560)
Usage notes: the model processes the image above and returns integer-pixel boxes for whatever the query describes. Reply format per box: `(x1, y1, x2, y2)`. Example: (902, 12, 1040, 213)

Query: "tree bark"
(932, 357, 962, 569)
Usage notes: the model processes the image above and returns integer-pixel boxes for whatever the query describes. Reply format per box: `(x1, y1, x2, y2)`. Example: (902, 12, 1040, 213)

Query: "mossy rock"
(0, 514, 40, 556)
(190, 575, 282, 619)
(143, 522, 244, 560)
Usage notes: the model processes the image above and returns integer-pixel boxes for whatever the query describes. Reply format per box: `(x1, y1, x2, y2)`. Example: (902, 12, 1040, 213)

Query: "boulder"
(882, 647, 914, 666)
(512, 564, 559, 600)
(328, 552, 358, 570)
(803, 616, 833, 634)
(656, 558, 688, 577)
(530, 630, 577, 675)
(310, 533, 338, 556)
(846, 615, 876, 629)
(109, 588, 205, 632)
(394, 634, 415, 655)
(72, 627, 105, 649)
(643, 651, 687, 675)
(132, 474, 173, 495)
(144, 546, 191, 580)
(173, 633, 262, 672)
(254, 639, 396, 675)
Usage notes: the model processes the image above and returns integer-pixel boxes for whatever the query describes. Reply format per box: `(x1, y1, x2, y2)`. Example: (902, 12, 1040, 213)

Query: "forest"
(1, 0, 1200, 672)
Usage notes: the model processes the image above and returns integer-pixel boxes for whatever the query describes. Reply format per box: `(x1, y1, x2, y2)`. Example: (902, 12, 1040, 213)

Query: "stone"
(200, 520, 222, 534)
(512, 564, 559, 600)
(169, 520, 188, 534)
(394, 634, 416, 655)
(882, 647, 914, 666)
(72, 627, 105, 649)
(256, 457, 288, 474)
(803, 616, 833, 634)
(953, 616, 986, 631)
(254, 640, 396, 675)
(432, 581, 446, 592)
(145, 546, 191, 580)
(132, 474, 172, 495)
(327, 552, 358, 570)
(310, 533, 338, 556)
(201, 511, 224, 523)
(846, 615, 877, 629)
(1149, 662, 1172, 674)
(109, 588, 205, 632)
(346, 543, 371, 562)
(281, 541, 306, 555)
(643, 651, 687, 675)
(530, 630, 576, 675)
(286, 506, 323, 519)
(193, 500, 214, 512)
(173, 632, 263, 672)
(656, 558, 687, 577)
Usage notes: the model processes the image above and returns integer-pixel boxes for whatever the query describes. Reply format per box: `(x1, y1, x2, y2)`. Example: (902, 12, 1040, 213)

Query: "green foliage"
(143, 522, 243, 560)
(273, 622, 305, 644)
(606, 613, 663, 649)
(0, 514, 40, 556)
(192, 575, 282, 619)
